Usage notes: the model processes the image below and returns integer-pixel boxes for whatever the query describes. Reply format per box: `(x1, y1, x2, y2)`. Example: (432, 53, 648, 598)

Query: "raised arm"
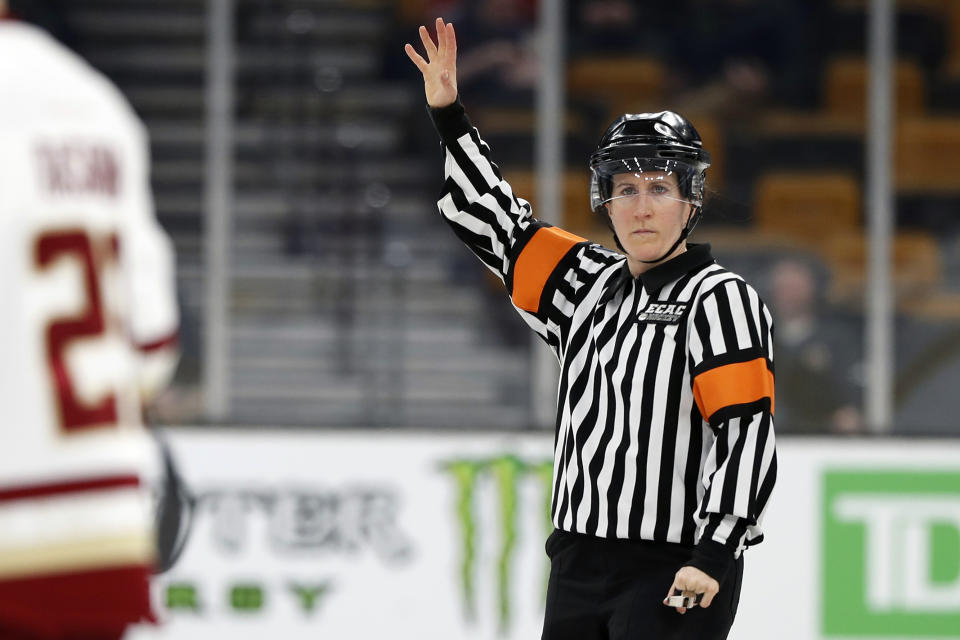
(404, 20, 617, 354)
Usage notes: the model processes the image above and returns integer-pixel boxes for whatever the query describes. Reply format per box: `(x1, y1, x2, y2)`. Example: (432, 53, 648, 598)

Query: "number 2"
(35, 230, 119, 432)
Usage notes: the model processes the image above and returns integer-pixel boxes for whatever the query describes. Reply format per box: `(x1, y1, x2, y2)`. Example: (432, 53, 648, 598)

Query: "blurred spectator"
(665, 0, 827, 116)
(397, 0, 469, 26)
(769, 257, 863, 434)
(385, 0, 538, 109)
(383, 0, 540, 169)
(445, 0, 538, 108)
(567, 0, 664, 57)
(564, 0, 827, 124)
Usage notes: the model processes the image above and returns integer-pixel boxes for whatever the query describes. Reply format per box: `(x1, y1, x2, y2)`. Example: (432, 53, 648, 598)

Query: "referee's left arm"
(686, 278, 778, 584)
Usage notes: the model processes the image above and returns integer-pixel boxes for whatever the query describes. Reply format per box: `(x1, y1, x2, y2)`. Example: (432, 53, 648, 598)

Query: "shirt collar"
(602, 243, 715, 304)
(636, 243, 715, 293)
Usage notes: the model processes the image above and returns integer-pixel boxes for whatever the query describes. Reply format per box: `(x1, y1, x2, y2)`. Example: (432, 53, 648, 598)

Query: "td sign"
(823, 470, 960, 637)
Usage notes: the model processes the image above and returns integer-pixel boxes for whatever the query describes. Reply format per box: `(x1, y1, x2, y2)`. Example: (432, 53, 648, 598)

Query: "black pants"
(541, 530, 743, 640)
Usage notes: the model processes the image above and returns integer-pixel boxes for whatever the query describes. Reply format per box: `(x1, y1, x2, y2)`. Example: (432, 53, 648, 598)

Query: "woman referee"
(406, 19, 777, 640)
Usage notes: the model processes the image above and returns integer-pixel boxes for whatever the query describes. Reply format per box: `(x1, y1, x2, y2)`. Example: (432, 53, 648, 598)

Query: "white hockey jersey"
(0, 21, 179, 580)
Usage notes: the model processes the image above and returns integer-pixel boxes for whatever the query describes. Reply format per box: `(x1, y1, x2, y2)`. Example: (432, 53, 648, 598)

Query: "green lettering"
(929, 521, 960, 585)
(289, 582, 332, 613)
(230, 584, 264, 611)
(165, 583, 200, 612)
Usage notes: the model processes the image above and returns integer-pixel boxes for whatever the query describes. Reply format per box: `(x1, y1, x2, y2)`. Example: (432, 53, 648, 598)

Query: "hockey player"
(0, 7, 180, 639)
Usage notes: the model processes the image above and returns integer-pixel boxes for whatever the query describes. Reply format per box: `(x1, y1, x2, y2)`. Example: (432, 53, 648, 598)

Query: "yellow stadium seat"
(500, 169, 591, 225)
(895, 117, 960, 192)
(567, 57, 665, 118)
(689, 116, 724, 189)
(501, 169, 611, 246)
(471, 107, 537, 134)
(470, 107, 586, 135)
(824, 57, 925, 120)
(753, 172, 861, 242)
(821, 230, 941, 305)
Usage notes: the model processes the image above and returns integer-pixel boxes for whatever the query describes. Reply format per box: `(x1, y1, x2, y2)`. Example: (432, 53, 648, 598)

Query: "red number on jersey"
(35, 230, 120, 432)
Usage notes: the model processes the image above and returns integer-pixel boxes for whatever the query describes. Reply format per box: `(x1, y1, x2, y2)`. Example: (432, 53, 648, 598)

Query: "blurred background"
(8, 1, 960, 637)
(14, 0, 960, 436)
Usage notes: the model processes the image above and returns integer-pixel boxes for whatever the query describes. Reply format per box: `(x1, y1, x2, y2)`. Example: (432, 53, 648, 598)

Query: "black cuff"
(427, 96, 472, 143)
(685, 538, 735, 584)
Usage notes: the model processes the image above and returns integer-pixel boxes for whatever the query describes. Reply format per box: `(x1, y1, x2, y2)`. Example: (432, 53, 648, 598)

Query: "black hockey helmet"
(588, 111, 711, 262)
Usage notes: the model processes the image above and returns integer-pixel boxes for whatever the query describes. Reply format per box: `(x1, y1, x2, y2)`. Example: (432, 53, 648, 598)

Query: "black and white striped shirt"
(431, 99, 776, 575)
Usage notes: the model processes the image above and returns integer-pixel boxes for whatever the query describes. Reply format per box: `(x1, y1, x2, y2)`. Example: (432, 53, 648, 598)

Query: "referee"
(406, 19, 777, 640)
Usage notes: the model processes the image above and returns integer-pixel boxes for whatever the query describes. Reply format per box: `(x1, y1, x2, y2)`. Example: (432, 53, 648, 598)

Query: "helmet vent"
(654, 122, 674, 139)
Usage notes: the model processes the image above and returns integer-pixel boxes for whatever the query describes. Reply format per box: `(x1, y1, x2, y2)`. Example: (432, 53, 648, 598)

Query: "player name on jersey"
(35, 143, 119, 197)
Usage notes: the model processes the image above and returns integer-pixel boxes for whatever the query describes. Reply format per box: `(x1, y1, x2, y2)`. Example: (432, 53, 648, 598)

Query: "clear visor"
(591, 158, 702, 210)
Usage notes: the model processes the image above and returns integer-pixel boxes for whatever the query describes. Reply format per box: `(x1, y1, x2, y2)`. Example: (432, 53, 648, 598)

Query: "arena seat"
(821, 230, 942, 306)
(688, 116, 724, 189)
(753, 172, 861, 241)
(500, 169, 612, 245)
(824, 57, 925, 120)
(895, 117, 960, 192)
(567, 56, 665, 120)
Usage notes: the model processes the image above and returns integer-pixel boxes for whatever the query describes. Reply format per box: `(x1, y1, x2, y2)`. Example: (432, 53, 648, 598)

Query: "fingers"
(418, 24, 438, 59)
(406, 17, 456, 96)
(403, 43, 427, 72)
(409, 19, 453, 65)
(447, 22, 457, 58)
(663, 577, 688, 604)
(436, 17, 446, 56)
(663, 569, 720, 614)
(663, 583, 691, 614)
(700, 588, 716, 609)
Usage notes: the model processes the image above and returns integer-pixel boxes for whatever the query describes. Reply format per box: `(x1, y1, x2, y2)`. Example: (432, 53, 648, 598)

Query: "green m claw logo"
(439, 455, 553, 634)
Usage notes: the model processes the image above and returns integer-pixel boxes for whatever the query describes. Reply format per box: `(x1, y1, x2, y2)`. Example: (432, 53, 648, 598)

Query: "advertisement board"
(130, 429, 554, 640)
(128, 431, 960, 640)
(747, 439, 960, 640)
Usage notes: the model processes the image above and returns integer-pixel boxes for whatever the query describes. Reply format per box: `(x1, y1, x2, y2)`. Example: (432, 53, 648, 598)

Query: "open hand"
(404, 17, 458, 109)
(663, 565, 720, 614)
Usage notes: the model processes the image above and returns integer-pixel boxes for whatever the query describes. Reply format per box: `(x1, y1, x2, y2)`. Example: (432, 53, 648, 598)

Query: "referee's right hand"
(663, 565, 720, 614)
(404, 17, 459, 109)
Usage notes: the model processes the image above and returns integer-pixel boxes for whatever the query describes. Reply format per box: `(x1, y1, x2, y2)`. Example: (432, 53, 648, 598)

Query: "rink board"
(126, 430, 960, 640)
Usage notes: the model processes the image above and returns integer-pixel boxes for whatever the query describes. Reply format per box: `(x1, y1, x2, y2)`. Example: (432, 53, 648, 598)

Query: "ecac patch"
(638, 302, 688, 324)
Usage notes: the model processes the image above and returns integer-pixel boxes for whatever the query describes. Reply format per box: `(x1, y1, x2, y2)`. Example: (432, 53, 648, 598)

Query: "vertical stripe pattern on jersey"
(431, 101, 776, 559)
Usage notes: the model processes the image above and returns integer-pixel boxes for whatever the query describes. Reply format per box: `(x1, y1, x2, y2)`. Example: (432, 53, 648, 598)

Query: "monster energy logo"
(439, 454, 553, 634)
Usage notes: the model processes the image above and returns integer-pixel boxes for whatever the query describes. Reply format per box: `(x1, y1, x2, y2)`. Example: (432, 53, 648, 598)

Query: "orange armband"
(693, 357, 774, 421)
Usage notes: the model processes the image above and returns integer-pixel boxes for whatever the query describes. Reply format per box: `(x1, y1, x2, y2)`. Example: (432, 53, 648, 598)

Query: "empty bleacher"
(49, 0, 960, 433)
(58, 0, 533, 428)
